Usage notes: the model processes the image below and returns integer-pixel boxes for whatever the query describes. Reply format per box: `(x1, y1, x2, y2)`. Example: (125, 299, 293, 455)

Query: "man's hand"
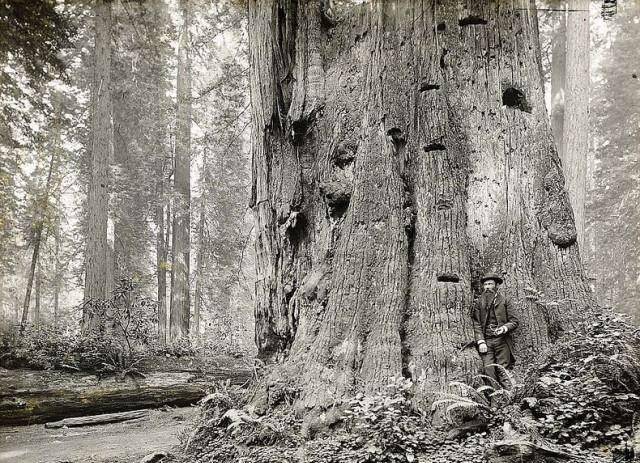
(478, 341, 488, 354)
(495, 325, 508, 336)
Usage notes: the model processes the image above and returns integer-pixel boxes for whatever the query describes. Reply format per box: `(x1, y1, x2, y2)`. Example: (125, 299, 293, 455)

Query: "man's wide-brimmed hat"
(480, 273, 504, 285)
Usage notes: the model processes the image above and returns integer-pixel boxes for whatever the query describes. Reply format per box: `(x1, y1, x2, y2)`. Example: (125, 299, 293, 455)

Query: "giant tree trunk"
(248, 0, 595, 408)
(169, 0, 192, 341)
(84, 0, 113, 330)
(561, 0, 589, 251)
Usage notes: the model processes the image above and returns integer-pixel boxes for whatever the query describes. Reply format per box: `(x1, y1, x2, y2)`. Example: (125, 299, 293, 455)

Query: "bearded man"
(471, 273, 519, 387)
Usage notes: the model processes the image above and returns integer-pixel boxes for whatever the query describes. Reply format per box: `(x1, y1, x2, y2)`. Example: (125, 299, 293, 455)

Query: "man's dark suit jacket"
(471, 292, 519, 363)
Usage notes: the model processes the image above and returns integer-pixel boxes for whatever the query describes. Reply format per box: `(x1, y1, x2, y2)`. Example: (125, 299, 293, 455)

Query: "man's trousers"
(480, 336, 513, 388)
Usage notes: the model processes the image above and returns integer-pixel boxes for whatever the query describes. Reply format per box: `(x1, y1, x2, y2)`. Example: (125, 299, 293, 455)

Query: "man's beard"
(483, 287, 496, 294)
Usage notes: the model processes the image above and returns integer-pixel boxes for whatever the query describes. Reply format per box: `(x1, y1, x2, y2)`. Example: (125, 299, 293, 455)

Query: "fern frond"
(432, 397, 473, 407)
(489, 389, 514, 399)
(445, 401, 490, 415)
(477, 385, 495, 394)
(474, 373, 502, 390)
(431, 397, 478, 411)
(448, 381, 485, 401)
(434, 392, 480, 402)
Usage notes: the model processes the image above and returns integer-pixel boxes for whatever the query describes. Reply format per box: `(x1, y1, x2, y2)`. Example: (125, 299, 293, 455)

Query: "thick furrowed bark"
(431, 0, 594, 359)
(84, 0, 112, 330)
(170, 0, 192, 341)
(402, 1, 479, 389)
(248, 0, 596, 409)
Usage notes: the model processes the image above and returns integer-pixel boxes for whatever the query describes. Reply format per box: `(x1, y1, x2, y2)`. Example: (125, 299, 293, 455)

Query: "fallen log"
(485, 439, 577, 462)
(140, 452, 168, 463)
(44, 409, 150, 429)
(0, 362, 252, 426)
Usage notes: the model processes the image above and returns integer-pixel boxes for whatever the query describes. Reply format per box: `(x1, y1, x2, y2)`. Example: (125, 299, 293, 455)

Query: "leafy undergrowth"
(525, 310, 640, 451)
(174, 309, 637, 463)
(0, 279, 251, 376)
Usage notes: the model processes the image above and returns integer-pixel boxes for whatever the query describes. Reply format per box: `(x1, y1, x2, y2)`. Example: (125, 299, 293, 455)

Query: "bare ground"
(0, 406, 197, 463)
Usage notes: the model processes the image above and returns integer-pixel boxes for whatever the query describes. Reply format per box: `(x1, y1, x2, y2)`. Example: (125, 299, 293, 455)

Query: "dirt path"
(0, 407, 197, 463)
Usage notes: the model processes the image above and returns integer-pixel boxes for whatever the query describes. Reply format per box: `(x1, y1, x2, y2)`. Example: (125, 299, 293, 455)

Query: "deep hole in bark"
(330, 202, 349, 218)
(459, 16, 488, 27)
(552, 235, 577, 248)
(436, 22, 446, 31)
(332, 143, 356, 169)
(283, 282, 295, 307)
(423, 143, 446, 152)
(419, 82, 440, 92)
(290, 118, 311, 145)
(437, 273, 460, 283)
(320, 0, 337, 27)
(319, 181, 351, 218)
(286, 211, 306, 247)
(436, 198, 453, 211)
(439, 49, 448, 69)
(502, 87, 532, 113)
(355, 30, 368, 43)
(386, 127, 406, 148)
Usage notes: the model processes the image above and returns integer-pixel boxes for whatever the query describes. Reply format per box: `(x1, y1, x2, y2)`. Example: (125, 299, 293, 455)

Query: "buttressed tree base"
(248, 0, 596, 411)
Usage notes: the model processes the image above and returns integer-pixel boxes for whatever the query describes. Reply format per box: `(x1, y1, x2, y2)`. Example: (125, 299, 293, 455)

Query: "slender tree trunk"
(561, 0, 589, 251)
(193, 197, 205, 340)
(155, 153, 168, 343)
(550, 3, 566, 159)
(34, 261, 42, 326)
(112, 84, 129, 283)
(20, 148, 57, 330)
(84, 0, 113, 331)
(156, 191, 168, 344)
(169, 0, 192, 341)
(248, 0, 596, 407)
(193, 148, 210, 340)
(52, 214, 61, 327)
(21, 239, 42, 329)
(0, 276, 4, 327)
(144, 2, 170, 346)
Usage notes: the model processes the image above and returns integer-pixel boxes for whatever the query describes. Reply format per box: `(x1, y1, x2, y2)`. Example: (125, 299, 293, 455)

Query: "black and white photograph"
(0, 0, 638, 462)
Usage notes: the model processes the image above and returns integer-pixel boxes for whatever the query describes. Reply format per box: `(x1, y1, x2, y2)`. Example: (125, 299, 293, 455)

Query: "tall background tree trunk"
(53, 224, 60, 327)
(561, 0, 589, 251)
(248, 0, 596, 407)
(550, 2, 566, 158)
(169, 0, 192, 341)
(194, 186, 206, 340)
(84, 0, 113, 330)
(156, 173, 168, 344)
(20, 147, 57, 330)
(34, 261, 41, 326)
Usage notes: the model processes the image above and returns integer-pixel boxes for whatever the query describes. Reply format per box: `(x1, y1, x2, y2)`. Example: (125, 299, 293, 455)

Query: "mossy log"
(0, 362, 252, 426)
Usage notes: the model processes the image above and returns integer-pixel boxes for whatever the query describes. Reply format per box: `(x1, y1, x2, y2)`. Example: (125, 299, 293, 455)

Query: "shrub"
(1, 279, 158, 375)
(0, 324, 75, 370)
(153, 336, 199, 358)
(524, 310, 640, 448)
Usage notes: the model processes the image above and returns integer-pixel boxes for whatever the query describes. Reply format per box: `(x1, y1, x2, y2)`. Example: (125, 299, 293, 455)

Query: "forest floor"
(0, 406, 196, 463)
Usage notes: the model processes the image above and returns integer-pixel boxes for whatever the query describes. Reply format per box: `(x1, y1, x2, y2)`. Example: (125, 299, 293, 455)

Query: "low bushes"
(1, 279, 158, 375)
